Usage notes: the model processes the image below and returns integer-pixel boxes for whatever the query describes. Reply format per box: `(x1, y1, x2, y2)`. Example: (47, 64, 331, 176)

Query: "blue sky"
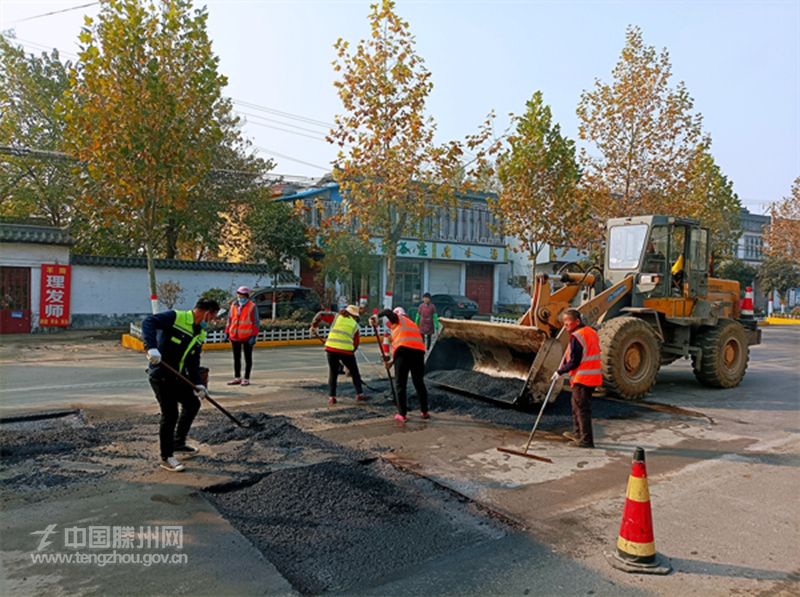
(2, 0, 798, 214)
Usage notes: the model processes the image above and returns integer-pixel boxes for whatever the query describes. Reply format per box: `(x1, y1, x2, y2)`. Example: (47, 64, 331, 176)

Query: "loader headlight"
(639, 274, 662, 284)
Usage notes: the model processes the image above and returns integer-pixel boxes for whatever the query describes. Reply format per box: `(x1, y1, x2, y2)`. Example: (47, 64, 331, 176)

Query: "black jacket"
(142, 310, 205, 384)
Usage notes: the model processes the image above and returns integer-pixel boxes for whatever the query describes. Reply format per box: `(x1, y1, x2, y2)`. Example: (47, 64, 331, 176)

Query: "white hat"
(393, 307, 406, 316)
(345, 304, 360, 317)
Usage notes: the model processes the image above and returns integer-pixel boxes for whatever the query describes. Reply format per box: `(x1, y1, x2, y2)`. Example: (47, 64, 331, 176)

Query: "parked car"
(410, 294, 479, 319)
(225, 286, 321, 319)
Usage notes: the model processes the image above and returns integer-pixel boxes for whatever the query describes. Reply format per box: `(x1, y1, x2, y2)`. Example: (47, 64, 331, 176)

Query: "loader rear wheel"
(692, 320, 749, 388)
(599, 316, 661, 400)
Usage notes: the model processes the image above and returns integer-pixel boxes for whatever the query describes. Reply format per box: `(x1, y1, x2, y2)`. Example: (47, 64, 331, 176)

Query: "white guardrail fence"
(129, 322, 391, 344)
(130, 315, 519, 344)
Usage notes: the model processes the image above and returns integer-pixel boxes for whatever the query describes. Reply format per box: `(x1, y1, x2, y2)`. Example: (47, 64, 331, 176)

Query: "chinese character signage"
(39, 264, 71, 327)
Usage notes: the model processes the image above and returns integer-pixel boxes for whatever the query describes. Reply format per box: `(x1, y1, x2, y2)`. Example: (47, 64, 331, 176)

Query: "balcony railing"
(302, 199, 504, 246)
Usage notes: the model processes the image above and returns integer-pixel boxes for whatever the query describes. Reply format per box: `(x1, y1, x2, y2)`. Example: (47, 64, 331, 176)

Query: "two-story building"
(278, 182, 509, 313)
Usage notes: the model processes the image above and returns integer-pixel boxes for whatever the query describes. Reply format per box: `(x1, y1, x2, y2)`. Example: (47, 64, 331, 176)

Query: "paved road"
(1, 326, 798, 597)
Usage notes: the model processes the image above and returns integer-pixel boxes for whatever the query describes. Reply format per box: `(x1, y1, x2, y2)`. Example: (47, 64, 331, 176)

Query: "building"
(279, 182, 509, 313)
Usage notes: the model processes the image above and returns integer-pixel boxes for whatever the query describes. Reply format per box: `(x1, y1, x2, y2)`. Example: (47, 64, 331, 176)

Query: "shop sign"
(39, 264, 71, 327)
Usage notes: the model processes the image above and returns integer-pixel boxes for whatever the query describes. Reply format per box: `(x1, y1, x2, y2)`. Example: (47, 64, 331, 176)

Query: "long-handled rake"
(496, 353, 568, 463)
(160, 362, 260, 429)
(373, 323, 399, 408)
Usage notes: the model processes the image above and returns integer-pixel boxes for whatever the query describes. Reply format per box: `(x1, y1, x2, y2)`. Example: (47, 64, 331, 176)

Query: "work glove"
(247, 335, 257, 346)
(309, 326, 318, 336)
(193, 384, 208, 400)
(368, 315, 378, 327)
(385, 359, 394, 370)
(146, 348, 161, 365)
(550, 371, 561, 382)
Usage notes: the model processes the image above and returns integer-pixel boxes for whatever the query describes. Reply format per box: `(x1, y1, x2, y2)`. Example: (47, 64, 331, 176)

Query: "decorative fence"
(129, 322, 390, 344)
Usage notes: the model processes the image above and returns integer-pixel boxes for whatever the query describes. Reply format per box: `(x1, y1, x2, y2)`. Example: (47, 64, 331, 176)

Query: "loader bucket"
(425, 318, 562, 406)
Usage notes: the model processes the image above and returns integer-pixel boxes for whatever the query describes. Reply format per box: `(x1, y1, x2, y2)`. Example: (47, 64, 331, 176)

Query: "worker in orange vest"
(224, 286, 260, 386)
(371, 307, 429, 422)
(553, 308, 602, 448)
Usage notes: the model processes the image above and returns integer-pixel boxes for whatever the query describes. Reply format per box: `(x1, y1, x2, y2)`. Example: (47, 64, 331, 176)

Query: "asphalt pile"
(204, 457, 511, 595)
(0, 411, 118, 504)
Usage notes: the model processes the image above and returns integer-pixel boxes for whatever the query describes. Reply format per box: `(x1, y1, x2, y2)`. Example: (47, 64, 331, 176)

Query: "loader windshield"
(608, 224, 648, 270)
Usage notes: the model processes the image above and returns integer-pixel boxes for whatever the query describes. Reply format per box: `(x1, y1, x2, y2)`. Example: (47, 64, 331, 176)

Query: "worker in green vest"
(310, 304, 369, 404)
(142, 297, 219, 472)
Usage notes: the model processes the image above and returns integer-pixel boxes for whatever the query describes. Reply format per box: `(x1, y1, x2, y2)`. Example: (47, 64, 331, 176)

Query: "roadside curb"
(762, 317, 800, 325)
(121, 334, 379, 351)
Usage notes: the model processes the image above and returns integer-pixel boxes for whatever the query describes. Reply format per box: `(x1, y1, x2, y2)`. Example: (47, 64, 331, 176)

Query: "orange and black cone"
(606, 447, 672, 574)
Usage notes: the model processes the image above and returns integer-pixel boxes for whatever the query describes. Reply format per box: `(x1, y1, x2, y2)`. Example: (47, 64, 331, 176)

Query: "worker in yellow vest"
(371, 307, 429, 422)
(553, 308, 602, 448)
(310, 304, 369, 404)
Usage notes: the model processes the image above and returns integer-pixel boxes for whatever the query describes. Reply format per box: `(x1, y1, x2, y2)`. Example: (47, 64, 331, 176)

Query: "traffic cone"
(606, 447, 672, 574)
(380, 332, 392, 359)
(741, 286, 754, 317)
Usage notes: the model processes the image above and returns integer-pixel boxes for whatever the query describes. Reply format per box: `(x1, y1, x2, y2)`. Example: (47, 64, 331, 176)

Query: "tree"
(758, 255, 800, 313)
(764, 176, 800, 266)
(63, 0, 247, 312)
(715, 258, 757, 296)
(492, 91, 585, 281)
(328, 0, 462, 307)
(682, 146, 742, 261)
(577, 25, 707, 245)
(246, 201, 308, 320)
(0, 35, 82, 228)
(317, 232, 376, 307)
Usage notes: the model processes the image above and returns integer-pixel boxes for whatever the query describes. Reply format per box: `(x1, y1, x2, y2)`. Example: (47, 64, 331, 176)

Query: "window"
(690, 228, 708, 271)
(743, 235, 764, 260)
(608, 224, 649, 270)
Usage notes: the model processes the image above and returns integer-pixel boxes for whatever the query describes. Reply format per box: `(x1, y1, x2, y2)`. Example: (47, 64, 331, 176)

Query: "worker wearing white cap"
(224, 286, 260, 386)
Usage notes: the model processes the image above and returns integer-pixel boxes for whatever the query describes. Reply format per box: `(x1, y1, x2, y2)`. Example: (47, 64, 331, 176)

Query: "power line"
(245, 119, 328, 142)
(253, 146, 330, 171)
(8, 2, 99, 24)
(235, 111, 330, 138)
(232, 99, 334, 129)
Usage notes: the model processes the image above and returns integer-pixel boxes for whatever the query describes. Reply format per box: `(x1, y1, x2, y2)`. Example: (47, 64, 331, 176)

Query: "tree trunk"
(145, 238, 159, 314)
(360, 276, 368, 310)
(165, 219, 178, 260)
(384, 248, 396, 310)
(271, 274, 278, 320)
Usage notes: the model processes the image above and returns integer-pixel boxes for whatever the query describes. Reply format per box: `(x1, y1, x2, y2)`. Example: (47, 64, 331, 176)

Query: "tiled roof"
(69, 254, 298, 279)
(0, 223, 75, 246)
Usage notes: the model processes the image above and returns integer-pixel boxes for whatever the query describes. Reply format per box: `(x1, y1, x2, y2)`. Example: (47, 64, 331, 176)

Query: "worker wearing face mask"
(142, 297, 220, 472)
(224, 286, 260, 387)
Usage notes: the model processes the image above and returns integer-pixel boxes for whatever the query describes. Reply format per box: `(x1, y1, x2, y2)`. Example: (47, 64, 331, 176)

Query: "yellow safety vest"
(325, 314, 358, 353)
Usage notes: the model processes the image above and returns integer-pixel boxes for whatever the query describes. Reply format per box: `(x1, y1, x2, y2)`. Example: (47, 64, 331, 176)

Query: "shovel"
(373, 323, 399, 409)
(159, 362, 259, 429)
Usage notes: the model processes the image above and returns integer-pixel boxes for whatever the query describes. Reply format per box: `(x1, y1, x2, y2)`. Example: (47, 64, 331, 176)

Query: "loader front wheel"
(599, 316, 661, 400)
(692, 320, 749, 388)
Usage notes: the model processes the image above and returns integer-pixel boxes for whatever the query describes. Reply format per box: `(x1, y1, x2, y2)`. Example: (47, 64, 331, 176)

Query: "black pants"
(393, 347, 428, 417)
(149, 376, 201, 459)
(231, 340, 253, 379)
(326, 351, 363, 397)
(422, 333, 433, 350)
(571, 383, 595, 447)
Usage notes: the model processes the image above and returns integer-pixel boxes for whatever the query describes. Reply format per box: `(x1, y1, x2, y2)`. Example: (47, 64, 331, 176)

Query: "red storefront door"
(465, 263, 494, 314)
(0, 267, 31, 334)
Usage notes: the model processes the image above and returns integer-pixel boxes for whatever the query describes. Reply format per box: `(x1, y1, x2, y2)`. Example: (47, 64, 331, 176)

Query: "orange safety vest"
(226, 300, 257, 341)
(390, 314, 426, 353)
(566, 325, 602, 387)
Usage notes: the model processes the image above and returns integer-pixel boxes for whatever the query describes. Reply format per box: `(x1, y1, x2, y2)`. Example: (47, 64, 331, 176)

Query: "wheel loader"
(424, 215, 761, 406)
